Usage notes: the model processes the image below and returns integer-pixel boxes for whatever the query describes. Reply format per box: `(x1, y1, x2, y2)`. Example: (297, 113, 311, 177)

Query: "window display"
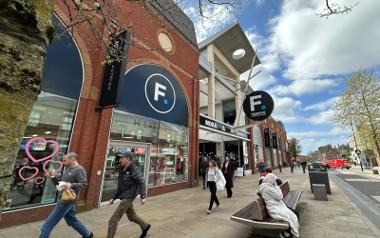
(6, 95, 78, 210)
(108, 111, 189, 190)
(5, 15, 83, 211)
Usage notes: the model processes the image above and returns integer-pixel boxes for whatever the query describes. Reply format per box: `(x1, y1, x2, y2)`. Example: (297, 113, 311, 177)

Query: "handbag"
(61, 188, 76, 202)
(215, 169, 226, 192)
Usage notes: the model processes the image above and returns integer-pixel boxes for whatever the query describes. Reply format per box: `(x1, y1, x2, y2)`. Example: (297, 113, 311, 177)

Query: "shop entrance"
(199, 142, 217, 159)
(100, 141, 150, 206)
(224, 140, 244, 167)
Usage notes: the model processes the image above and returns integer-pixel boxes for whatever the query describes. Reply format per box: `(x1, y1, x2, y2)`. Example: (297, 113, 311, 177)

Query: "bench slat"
(230, 180, 302, 231)
(230, 215, 289, 229)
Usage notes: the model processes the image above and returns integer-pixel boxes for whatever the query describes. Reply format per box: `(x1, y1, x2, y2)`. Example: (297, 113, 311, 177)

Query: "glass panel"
(101, 143, 148, 202)
(223, 99, 236, 125)
(6, 93, 77, 210)
(108, 111, 189, 188)
(148, 121, 188, 187)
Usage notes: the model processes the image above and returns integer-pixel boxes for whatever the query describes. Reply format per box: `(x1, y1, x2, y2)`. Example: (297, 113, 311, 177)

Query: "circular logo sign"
(243, 90, 274, 121)
(144, 73, 176, 114)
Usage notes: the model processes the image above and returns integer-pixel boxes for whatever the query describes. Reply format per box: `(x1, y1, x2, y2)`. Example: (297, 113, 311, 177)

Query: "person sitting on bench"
(259, 168, 283, 186)
(259, 173, 299, 238)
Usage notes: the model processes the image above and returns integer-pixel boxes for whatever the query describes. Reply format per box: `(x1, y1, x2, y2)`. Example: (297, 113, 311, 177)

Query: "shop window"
(107, 111, 189, 190)
(223, 99, 236, 124)
(149, 121, 188, 186)
(5, 16, 83, 211)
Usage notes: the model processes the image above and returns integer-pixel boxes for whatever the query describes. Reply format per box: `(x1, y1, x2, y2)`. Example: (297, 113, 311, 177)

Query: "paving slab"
(0, 167, 379, 238)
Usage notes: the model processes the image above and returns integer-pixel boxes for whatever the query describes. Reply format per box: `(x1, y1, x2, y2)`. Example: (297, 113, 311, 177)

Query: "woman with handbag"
(39, 152, 94, 238)
(205, 160, 226, 215)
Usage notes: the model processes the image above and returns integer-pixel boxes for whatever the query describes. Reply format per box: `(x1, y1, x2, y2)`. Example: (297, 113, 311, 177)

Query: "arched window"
(5, 15, 83, 211)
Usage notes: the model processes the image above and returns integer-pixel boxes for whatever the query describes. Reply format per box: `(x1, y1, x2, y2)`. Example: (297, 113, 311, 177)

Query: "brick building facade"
(1, 1, 199, 227)
(250, 117, 290, 172)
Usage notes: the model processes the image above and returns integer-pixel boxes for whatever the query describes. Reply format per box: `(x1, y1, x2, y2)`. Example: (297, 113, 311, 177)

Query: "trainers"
(206, 209, 212, 215)
(83, 232, 94, 238)
(140, 224, 151, 238)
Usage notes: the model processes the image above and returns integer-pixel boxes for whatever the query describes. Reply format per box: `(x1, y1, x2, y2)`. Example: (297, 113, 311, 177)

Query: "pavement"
(1, 167, 380, 238)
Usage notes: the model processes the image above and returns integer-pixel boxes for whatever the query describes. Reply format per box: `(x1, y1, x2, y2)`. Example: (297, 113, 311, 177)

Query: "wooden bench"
(230, 181, 302, 236)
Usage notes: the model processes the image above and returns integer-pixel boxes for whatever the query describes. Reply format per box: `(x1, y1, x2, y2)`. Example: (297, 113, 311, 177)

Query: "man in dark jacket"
(106, 151, 151, 238)
(221, 156, 235, 198)
(301, 161, 307, 173)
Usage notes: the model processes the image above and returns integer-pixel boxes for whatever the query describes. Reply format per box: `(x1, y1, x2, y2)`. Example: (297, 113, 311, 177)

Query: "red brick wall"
(1, 1, 199, 228)
(250, 117, 289, 171)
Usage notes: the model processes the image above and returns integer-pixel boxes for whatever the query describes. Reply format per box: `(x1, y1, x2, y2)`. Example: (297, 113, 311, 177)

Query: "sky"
(178, 0, 380, 154)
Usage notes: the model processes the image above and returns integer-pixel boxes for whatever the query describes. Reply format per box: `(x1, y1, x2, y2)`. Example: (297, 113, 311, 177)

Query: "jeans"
(208, 181, 219, 210)
(40, 201, 91, 238)
(107, 199, 147, 238)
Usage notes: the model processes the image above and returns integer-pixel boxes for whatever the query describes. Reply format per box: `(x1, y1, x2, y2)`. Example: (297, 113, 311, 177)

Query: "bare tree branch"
(317, 0, 359, 18)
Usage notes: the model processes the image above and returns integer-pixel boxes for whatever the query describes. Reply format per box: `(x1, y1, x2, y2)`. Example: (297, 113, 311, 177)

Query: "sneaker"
(206, 209, 212, 215)
(215, 204, 220, 210)
(83, 232, 94, 238)
(140, 224, 151, 238)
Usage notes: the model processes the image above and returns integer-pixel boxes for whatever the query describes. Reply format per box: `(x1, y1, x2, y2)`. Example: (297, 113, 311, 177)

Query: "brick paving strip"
(1, 168, 379, 238)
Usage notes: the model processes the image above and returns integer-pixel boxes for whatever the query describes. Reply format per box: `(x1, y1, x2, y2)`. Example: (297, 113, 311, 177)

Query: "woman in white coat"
(206, 160, 226, 214)
(259, 173, 299, 238)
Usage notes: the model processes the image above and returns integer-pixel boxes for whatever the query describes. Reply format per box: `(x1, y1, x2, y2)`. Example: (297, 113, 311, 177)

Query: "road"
(331, 169, 380, 230)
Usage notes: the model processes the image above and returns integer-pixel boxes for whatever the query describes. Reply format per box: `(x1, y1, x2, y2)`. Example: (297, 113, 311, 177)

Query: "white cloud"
(288, 126, 351, 153)
(266, 0, 380, 80)
(271, 96, 304, 124)
(240, 65, 277, 90)
(303, 97, 339, 111)
(308, 108, 336, 124)
(269, 79, 338, 96)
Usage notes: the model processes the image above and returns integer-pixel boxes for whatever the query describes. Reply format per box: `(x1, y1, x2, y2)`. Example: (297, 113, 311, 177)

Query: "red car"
(326, 159, 351, 169)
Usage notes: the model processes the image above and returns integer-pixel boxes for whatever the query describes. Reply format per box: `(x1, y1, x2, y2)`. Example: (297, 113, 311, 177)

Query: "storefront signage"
(272, 133, 278, 149)
(145, 73, 176, 114)
(99, 30, 131, 107)
(199, 115, 231, 133)
(118, 64, 189, 127)
(243, 91, 274, 121)
(264, 128, 271, 147)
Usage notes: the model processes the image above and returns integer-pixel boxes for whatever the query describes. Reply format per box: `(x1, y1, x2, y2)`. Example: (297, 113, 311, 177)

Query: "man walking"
(301, 160, 307, 173)
(107, 151, 151, 238)
(258, 160, 266, 176)
(222, 156, 235, 198)
(40, 152, 93, 238)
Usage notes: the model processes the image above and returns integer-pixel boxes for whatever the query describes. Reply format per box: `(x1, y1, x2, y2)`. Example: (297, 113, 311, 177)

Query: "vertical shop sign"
(99, 30, 130, 107)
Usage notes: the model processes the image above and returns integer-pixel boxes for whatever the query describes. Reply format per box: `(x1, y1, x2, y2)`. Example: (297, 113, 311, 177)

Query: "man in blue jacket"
(106, 151, 151, 238)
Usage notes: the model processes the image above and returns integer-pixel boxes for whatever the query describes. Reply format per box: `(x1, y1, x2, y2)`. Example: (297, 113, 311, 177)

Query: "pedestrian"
(258, 167, 283, 186)
(206, 160, 225, 214)
(301, 161, 307, 173)
(259, 173, 299, 238)
(222, 155, 235, 198)
(258, 160, 266, 176)
(106, 151, 151, 238)
(40, 152, 93, 238)
(199, 156, 208, 189)
(290, 160, 295, 173)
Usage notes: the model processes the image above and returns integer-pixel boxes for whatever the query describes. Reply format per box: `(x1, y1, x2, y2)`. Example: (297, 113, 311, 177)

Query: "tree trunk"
(0, 0, 53, 219)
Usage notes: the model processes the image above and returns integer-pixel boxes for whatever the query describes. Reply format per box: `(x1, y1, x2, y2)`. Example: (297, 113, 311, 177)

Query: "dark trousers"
(201, 174, 206, 189)
(107, 199, 147, 238)
(208, 181, 219, 210)
(302, 166, 306, 173)
(226, 185, 233, 198)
